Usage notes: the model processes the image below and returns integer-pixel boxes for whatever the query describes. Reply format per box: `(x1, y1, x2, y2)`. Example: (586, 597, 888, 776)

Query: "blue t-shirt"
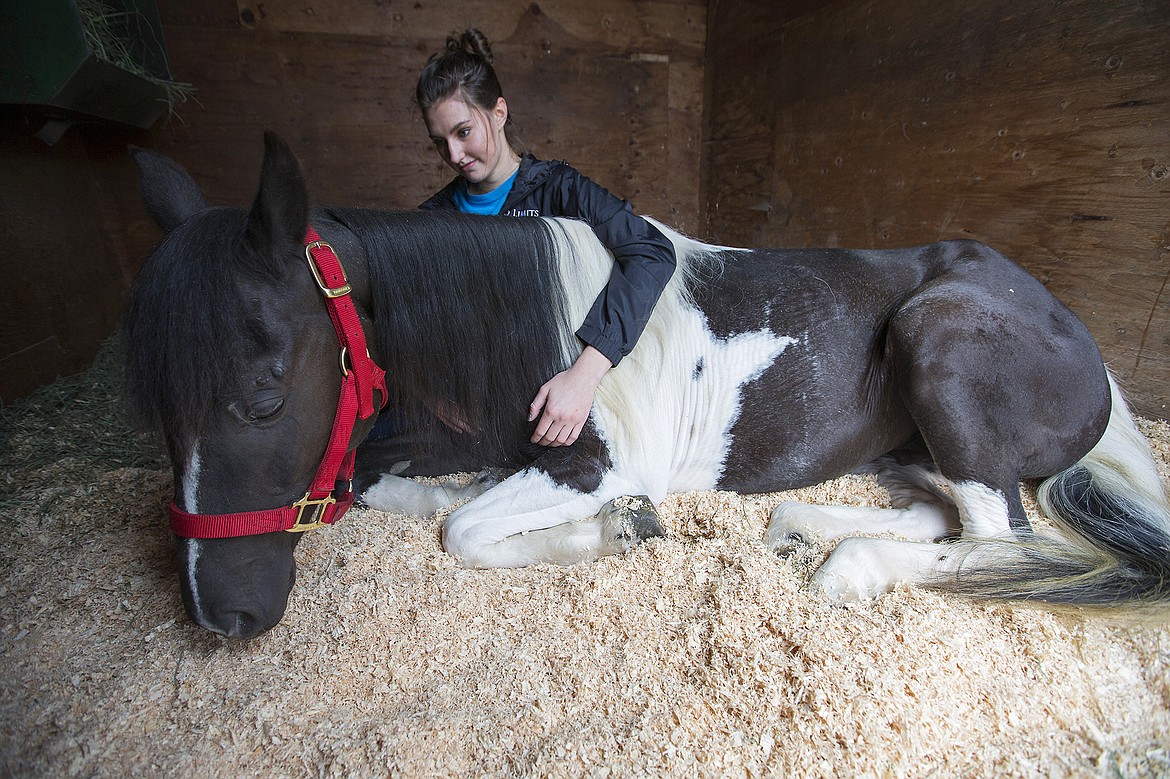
(452, 168, 519, 215)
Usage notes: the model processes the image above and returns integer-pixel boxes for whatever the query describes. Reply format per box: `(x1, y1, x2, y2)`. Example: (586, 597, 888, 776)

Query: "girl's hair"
(416, 28, 521, 151)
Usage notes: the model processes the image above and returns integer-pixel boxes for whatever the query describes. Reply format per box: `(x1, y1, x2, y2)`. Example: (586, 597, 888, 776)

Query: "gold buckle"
(287, 492, 336, 532)
(304, 241, 352, 298)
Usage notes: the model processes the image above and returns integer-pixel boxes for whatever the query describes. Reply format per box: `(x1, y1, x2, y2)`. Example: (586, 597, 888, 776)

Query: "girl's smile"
(424, 95, 519, 195)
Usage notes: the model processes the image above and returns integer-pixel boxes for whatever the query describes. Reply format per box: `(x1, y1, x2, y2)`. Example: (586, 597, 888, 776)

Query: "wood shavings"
(2, 422, 1169, 777)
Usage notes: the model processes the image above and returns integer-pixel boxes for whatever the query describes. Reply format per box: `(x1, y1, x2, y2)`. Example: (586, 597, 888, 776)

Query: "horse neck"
(331, 207, 572, 447)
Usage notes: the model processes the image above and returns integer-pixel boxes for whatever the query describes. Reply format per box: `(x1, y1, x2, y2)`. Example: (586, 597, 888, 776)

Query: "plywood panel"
(233, 0, 706, 51)
(1, 0, 706, 404)
(146, 1, 704, 227)
(705, 0, 1170, 418)
(0, 120, 148, 403)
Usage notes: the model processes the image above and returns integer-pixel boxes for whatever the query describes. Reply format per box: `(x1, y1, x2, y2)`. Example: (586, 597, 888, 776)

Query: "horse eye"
(248, 396, 285, 420)
(230, 393, 285, 423)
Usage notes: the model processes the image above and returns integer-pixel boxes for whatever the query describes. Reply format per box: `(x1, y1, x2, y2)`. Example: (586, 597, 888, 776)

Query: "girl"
(414, 28, 676, 447)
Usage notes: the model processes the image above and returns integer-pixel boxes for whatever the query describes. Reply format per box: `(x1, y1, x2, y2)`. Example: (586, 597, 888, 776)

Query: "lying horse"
(125, 134, 1170, 638)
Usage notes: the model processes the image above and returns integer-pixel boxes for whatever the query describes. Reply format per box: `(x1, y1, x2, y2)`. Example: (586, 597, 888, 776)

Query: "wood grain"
(705, 0, 1169, 418)
(1, 0, 706, 403)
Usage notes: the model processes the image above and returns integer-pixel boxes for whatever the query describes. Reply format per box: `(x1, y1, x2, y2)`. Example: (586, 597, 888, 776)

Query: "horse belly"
(673, 248, 925, 495)
(714, 359, 917, 494)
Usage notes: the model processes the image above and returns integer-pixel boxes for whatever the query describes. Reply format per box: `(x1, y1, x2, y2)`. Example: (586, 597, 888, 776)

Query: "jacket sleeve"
(559, 168, 677, 367)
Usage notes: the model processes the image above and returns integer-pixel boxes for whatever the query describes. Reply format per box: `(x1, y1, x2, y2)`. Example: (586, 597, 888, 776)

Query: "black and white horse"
(125, 134, 1170, 637)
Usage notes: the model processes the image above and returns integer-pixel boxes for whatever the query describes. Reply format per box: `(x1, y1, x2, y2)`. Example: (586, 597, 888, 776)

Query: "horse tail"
(949, 373, 1170, 607)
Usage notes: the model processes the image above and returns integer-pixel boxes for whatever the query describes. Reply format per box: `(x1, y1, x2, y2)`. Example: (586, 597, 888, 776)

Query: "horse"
(124, 133, 1170, 638)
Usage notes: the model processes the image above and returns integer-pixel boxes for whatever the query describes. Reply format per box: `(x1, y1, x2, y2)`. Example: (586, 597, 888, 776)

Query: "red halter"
(169, 227, 388, 539)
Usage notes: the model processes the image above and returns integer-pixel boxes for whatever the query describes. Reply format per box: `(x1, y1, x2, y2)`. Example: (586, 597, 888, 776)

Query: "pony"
(124, 133, 1170, 638)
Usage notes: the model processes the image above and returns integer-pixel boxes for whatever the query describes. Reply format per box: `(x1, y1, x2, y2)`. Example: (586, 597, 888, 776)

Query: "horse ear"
(130, 146, 208, 232)
(244, 132, 309, 261)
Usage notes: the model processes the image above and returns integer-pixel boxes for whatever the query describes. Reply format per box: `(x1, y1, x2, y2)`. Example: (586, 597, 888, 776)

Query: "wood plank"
(148, 32, 666, 214)
(235, 0, 706, 51)
(0, 121, 143, 403)
(149, 3, 703, 224)
(704, 0, 1170, 418)
(4, 0, 705, 404)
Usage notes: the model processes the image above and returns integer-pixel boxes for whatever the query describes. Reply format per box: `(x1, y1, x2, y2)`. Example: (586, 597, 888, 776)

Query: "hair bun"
(446, 28, 493, 65)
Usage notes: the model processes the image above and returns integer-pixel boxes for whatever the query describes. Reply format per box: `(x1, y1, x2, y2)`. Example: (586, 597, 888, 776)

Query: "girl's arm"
(528, 167, 676, 446)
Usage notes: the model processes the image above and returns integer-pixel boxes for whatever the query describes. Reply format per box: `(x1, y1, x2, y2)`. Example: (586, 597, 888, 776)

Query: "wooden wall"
(704, 0, 1170, 419)
(5, 0, 1168, 422)
(0, 0, 705, 405)
(0, 118, 155, 405)
(145, 0, 705, 222)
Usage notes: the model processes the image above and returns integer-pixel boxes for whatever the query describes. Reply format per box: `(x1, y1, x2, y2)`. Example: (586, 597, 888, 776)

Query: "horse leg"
(442, 469, 665, 568)
(765, 460, 962, 553)
(807, 478, 1022, 601)
(360, 470, 503, 517)
(766, 501, 959, 552)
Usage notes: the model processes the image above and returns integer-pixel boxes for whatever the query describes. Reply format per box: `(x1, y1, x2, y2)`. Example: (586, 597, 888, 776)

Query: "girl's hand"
(528, 346, 612, 446)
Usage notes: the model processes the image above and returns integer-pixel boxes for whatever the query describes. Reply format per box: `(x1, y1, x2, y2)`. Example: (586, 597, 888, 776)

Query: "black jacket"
(419, 153, 676, 367)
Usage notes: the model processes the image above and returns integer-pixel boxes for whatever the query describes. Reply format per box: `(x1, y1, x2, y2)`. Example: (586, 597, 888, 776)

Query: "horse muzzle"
(177, 535, 298, 638)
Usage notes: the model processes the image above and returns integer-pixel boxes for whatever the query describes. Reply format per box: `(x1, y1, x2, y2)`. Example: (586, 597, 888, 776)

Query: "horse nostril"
(221, 611, 265, 639)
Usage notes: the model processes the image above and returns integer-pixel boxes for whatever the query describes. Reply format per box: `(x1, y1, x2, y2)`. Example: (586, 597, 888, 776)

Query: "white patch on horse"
(184, 542, 205, 623)
(952, 481, 1013, 539)
(810, 537, 955, 602)
(182, 438, 201, 513)
(179, 439, 207, 625)
(440, 460, 673, 569)
(545, 217, 794, 496)
(362, 473, 494, 517)
(765, 499, 959, 549)
(443, 468, 627, 567)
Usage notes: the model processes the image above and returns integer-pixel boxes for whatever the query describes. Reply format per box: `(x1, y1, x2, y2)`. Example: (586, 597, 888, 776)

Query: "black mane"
(127, 204, 577, 464)
(330, 208, 573, 461)
(123, 207, 285, 453)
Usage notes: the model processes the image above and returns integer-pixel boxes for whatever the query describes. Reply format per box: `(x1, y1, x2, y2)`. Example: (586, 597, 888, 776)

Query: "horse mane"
(329, 208, 574, 460)
(123, 207, 285, 452)
(124, 200, 724, 465)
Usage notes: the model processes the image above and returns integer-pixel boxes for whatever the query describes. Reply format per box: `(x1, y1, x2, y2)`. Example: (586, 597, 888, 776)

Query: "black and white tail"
(954, 374, 1170, 606)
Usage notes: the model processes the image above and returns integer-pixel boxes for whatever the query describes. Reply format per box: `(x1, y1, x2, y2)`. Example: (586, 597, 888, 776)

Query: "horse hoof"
(600, 495, 665, 550)
(764, 502, 821, 554)
(771, 531, 808, 557)
(809, 537, 902, 602)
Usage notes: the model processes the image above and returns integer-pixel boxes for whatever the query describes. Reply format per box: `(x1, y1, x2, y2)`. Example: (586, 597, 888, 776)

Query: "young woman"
(413, 28, 677, 448)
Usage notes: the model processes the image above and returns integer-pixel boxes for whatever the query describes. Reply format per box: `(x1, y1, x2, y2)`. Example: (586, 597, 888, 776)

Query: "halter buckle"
(287, 492, 337, 532)
(304, 241, 352, 298)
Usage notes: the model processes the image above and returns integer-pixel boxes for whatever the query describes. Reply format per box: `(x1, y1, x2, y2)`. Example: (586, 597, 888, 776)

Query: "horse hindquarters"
(768, 241, 1166, 603)
(967, 374, 1170, 604)
(887, 242, 1113, 525)
(848, 375, 1170, 605)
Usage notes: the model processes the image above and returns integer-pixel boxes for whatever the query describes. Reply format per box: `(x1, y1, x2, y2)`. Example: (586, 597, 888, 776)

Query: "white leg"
(812, 536, 1001, 602)
(952, 481, 1014, 539)
(442, 471, 662, 568)
(779, 478, 1018, 602)
(361, 473, 495, 517)
(764, 500, 959, 551)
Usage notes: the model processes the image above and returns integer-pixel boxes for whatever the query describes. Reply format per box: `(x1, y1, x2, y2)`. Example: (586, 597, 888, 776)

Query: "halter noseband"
(168, 227, 388, 539)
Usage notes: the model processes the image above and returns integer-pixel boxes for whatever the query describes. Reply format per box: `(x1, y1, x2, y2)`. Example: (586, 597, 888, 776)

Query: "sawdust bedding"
(3, 420, 1170, 778)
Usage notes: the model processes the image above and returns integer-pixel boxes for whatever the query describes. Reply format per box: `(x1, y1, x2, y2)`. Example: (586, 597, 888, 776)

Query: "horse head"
(126, 134, 381, 638)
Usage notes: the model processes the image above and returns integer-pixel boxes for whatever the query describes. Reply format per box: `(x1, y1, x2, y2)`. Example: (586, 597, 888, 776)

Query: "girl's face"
(424, 95, 516, 194)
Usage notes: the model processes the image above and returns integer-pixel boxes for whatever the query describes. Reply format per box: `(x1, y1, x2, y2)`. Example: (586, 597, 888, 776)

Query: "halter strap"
(169, 227, 387, 539)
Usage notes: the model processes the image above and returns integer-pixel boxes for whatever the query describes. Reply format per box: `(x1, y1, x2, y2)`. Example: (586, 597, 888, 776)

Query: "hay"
(75, 0, 196, 118)
(2, 358, 1169, 777)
